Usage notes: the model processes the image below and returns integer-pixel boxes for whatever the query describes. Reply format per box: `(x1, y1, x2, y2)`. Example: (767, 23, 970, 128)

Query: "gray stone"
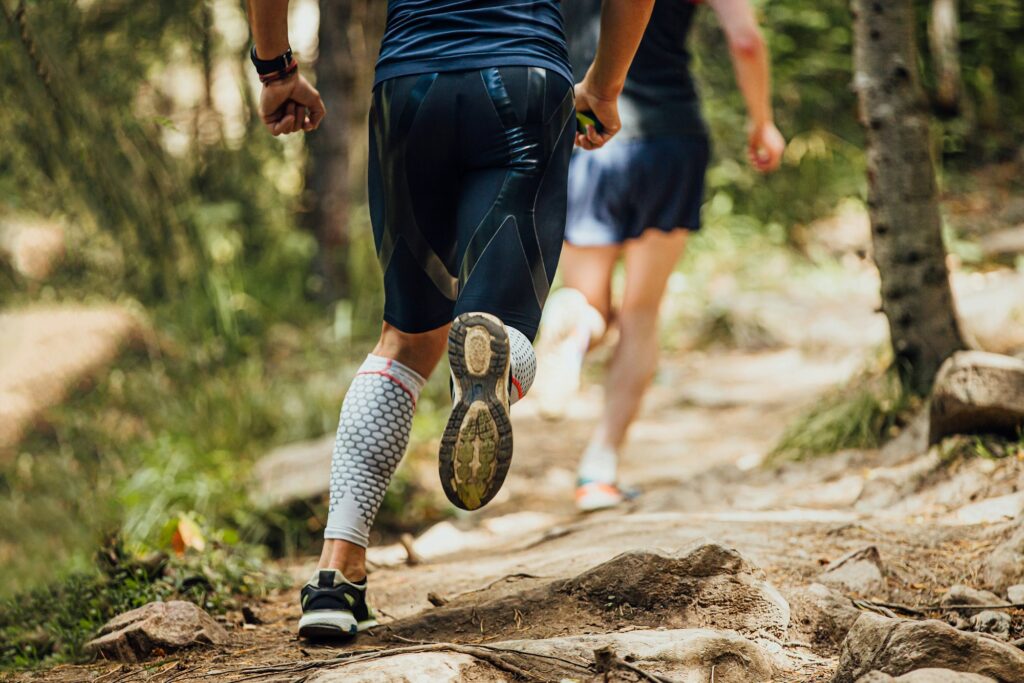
(928, 351, 1024, 445)
(982, 520, 1024, 593)
(941, 585, 1009, 616)
(1005, 585, 1024, 603)
(969, 611, 1011, 640)
(85, 601, 228, 662)
(832, 613, 1024, 683)
(787, 582, 863, 652)
(856, 669, 996, 682)
(501, 628, 776, 683)
(819, 546, 886, 596)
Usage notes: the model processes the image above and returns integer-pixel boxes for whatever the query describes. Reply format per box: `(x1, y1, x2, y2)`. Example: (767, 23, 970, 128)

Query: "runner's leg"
(579, 229, 688, 486)
(318, 323, 448, 580)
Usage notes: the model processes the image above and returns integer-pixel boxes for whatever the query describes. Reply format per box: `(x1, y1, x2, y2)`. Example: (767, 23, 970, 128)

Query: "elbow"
(729, 28, 764, 60)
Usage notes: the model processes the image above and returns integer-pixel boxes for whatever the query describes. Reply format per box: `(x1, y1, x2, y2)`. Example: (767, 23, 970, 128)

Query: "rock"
(384, 541, 791, 642)
(1005, 585, 1024, 603)
(955, 272, 1024, 356)
(856, 670, 996, 682)
(786, 583, 863, 652)
(85, 601, 228, 662)
(819, 546, 886, 596)
(982, 520, 1024, 592)
(943, 493, 1024, 526)
(969, 611, 1011, 640)
(941, 585, 1009, 616)
(500, 628, 776, 683)
(928, 351, 1024, 445)
(0, 215, 65, 280)
(979, 226, 1024, 259)
(306, 652, 507, 683)
(250, 433, 335, 507)
(832, 613, 1024, 683)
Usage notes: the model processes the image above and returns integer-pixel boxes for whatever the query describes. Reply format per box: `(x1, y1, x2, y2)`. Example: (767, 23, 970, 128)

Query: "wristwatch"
(250, 46, 294, 76)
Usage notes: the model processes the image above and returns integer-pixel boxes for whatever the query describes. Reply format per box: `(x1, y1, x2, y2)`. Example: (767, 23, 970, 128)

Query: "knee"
(374, 323, 449, 378)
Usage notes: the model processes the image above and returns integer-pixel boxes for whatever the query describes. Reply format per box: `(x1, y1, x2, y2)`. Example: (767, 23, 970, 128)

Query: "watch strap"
(250, 46, 294, 75)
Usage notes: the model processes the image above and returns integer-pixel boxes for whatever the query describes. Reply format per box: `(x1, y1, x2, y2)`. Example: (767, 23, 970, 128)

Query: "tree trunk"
(852, 0, 965, 394)
(304, 0, 355, 301)
(928, 0, 961, 112)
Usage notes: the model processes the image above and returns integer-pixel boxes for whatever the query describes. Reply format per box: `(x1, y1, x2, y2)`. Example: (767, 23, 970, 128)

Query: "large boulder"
(856, 670, 996, 682)
(928, 352, 1024, 444)
(85, 600, 228, 662)
(832, 613, 1024, 683)
(384, 541, 790, 642)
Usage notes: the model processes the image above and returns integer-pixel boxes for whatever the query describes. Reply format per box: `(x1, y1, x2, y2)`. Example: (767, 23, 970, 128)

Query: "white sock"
(324, 355, 426, 547)
(578, 442, 618, 484)
(506, 325, 536, 405)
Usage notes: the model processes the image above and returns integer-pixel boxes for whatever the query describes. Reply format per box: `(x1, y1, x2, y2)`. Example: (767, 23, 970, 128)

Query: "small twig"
(399, 533, 423, 566)
(593, 645, 678, 683)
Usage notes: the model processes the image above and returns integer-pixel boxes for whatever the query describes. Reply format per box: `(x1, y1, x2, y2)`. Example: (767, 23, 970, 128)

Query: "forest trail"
(29, 254, 1024, 682)
(0, 217, 142, 454)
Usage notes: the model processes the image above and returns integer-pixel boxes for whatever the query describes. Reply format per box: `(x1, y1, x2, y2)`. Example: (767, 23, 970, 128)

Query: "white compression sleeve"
(506, 325, 536, 405)
(324, 354, 426, 547)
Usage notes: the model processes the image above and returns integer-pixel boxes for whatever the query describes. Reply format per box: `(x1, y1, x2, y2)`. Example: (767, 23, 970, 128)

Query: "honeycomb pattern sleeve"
(324, 354, 426, 547)
(507, 325, 536, 406)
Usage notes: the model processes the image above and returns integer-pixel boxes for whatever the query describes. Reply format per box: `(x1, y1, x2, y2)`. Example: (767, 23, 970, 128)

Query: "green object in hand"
(575, 110, 605, 135)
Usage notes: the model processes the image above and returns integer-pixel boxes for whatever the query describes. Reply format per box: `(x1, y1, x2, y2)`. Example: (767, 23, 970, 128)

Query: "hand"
(573, 78, 621, 150)
(259, 73, 326, 136)
(747, 121, 785, 172)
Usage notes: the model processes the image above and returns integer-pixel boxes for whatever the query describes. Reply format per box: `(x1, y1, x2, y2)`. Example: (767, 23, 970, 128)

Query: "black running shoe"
(440, 312, 513, 511)
(297, 569, 376, 639)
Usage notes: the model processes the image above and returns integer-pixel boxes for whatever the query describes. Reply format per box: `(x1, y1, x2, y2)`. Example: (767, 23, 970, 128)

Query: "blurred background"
(2, 0, 1024, 670)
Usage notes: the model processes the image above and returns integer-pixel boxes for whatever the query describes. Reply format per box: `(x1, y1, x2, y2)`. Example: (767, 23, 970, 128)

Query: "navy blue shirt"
(375, 0, 573, 87)
(564, 0, 707, 137)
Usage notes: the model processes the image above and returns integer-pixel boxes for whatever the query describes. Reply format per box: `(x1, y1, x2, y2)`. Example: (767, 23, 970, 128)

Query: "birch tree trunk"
(852, 0, 965, 393)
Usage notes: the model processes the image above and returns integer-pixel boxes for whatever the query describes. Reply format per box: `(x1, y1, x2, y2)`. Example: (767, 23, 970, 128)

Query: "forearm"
(247, 0, 290, 59)
(586, 0, 655, 98)
(729, 31, 773, 127)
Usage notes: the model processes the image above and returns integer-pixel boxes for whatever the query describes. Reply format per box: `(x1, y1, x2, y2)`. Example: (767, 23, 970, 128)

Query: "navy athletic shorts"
(564, 133, 710, 247)
(368, 67, 575, 340)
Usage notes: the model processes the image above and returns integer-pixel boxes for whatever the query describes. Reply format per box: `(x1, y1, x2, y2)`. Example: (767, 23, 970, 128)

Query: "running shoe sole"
(298, 611, 377, 639)
(440, 312, 512, 511)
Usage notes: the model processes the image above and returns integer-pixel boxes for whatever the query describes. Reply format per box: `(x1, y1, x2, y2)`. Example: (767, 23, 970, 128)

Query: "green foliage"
(768, 366, 917, 464)
(0, 536, 287, 670)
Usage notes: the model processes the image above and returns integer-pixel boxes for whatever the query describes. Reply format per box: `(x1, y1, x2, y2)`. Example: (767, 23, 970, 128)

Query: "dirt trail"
(21, 262, 1024, 682)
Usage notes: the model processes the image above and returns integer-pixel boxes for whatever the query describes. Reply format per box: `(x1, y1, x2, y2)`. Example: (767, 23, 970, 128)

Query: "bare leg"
(589, 229, 688, 460)
(317, 321, 448, 581)
(559, 242, 620, 328)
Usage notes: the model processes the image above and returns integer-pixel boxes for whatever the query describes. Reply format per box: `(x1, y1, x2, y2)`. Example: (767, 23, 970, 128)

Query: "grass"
(0, 535, 288, 670)
(767, 364, 918, 464)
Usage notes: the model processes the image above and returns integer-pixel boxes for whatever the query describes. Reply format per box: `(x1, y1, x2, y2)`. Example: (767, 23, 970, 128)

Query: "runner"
(245, 0, 655, 639)
(540, 0, 787, 512)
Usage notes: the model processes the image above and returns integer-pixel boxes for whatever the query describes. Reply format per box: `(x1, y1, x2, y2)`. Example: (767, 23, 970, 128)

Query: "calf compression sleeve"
(325, 355, 426, 547)
(507, 325, 536, 405)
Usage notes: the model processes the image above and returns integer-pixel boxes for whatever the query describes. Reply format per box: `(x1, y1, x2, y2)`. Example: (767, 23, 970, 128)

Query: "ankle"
(319, 539, 368, 582)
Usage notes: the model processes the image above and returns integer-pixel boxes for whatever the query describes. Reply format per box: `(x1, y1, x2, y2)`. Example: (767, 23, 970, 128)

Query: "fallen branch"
(851, 598, 1024, 616)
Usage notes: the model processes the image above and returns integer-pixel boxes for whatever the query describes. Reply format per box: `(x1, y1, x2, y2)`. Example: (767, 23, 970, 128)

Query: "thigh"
(620, 230, 689, 317)
(369, 74, 461, 333)
(559, 242, 620, 321)
(453, 67, 575, 340)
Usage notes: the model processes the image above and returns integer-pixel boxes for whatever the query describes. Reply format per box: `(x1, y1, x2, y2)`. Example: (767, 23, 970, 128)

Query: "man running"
(246, 0, 654, 639)
(539, 0, 786, 512)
